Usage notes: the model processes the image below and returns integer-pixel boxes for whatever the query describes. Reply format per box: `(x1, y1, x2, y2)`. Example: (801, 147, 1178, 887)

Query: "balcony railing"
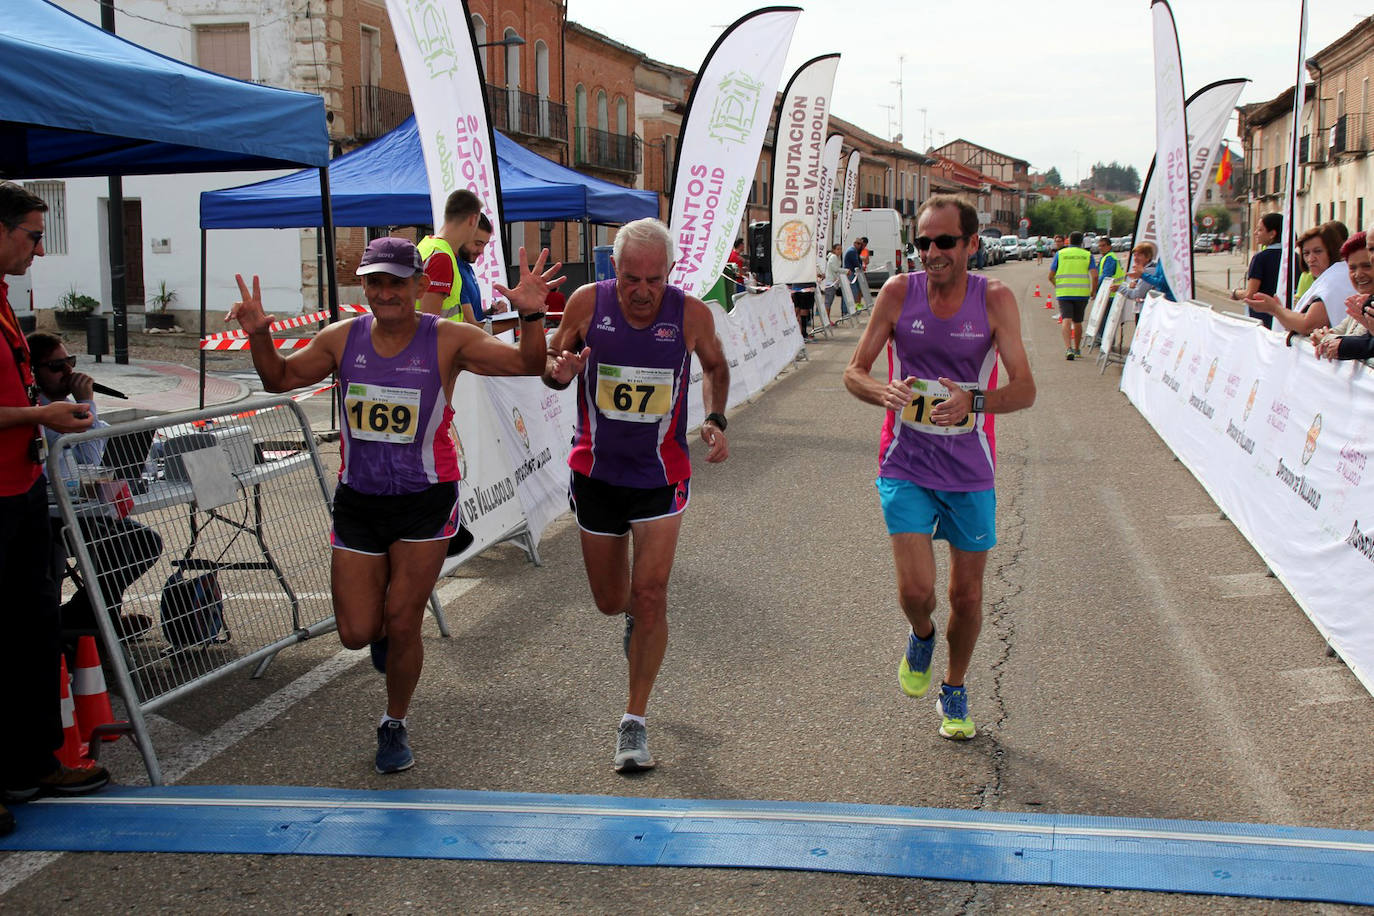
(486, 84, 568, 142)
(574, 127, 641, 173)
(353, 85, 413, 140)
(1299, 134, 1310, 165)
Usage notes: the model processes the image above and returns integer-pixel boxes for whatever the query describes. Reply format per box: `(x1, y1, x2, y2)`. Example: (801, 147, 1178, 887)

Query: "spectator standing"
(822, 243, 843, 323)
(1245, 223, 1354, 336)
(843, 237, 863, 316)
(0, 182, 109, 827)
(1231, 212, 1283, 329)
(726, 238, 747, 293)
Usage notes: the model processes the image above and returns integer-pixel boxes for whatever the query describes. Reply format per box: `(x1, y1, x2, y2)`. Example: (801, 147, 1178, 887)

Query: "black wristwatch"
(969, 389, 986, 413)
(705, 411, 728, 431)
(520, 311, 546, 323)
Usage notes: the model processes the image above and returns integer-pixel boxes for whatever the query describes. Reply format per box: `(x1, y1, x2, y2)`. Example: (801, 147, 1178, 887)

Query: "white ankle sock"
(620, 713, 645, 727)
(380, 714, 407, 727)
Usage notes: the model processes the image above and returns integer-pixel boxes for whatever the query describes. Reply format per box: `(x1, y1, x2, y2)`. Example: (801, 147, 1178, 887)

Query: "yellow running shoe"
(936, 683, 976, 740)
(897, 627, 935, 697)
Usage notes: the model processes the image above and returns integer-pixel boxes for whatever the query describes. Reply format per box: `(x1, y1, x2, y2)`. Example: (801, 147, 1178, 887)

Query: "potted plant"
(145, 280, 178, 331)
(54, 289, 99, 331)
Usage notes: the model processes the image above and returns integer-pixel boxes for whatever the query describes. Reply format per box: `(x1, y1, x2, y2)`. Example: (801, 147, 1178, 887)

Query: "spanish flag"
(1215, 145, 1233, 185)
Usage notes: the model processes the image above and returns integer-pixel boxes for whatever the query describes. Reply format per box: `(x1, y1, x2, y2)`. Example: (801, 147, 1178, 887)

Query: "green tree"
(1087, 160, 1141, 193)
(1197, 206, 1232, 234)
(1109, 204, 1137, 236)
(1043, 166, 1063, 187)
(1025, 196, 1096, 236)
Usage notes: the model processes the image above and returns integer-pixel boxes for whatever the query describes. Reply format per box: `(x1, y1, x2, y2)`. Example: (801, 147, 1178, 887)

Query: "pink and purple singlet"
(569, 279, 691, 489)
(337, 313, 459, 496)
(879, 272, 999, 492)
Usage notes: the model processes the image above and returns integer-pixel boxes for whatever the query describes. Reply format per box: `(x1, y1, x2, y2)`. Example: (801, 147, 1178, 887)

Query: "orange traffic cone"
(1032, 284, 1041, 298)
(74, 635, 117, 743)
(57, 656, 92, 768)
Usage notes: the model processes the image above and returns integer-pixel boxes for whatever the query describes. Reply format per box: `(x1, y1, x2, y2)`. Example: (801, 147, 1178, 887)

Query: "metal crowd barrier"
(48, 396, 445, 784)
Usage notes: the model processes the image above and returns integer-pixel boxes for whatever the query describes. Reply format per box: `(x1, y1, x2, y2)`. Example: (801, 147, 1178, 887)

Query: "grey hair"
(613, 218, 674, 266)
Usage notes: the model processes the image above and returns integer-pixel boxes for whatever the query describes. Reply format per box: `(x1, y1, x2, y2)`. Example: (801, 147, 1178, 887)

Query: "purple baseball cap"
(356, 237, 424, 277)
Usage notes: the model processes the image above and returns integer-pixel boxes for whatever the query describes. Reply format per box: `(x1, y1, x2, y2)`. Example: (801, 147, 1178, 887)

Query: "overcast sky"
(567, 0, 1365, 186)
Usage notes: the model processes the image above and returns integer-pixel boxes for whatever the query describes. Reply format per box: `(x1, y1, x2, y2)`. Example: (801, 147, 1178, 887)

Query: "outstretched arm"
(227, 274, 342, 392)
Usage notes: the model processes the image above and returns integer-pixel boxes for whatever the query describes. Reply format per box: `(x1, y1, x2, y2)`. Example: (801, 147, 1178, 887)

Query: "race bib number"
(344, 383, 421, 443)
(899, 378, 977, 434)
(595, 364, 674, 423)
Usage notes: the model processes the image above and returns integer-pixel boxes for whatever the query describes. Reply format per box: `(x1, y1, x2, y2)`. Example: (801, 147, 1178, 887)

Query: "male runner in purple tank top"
(228, 237, 586, 775)
(544, 218, 730, 773)
(844, 195, 1036, 740)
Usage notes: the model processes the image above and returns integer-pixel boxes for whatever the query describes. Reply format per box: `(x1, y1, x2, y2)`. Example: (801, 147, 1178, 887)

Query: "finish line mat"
(3, 786, 1371, 905)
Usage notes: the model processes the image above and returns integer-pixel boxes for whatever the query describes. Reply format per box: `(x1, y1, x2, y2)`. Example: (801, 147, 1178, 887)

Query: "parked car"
(1000, 235, 1021, 261)
(1112, 236, 1131, 252)
(1194, 232, 1215, 253)
(1019, 237, 1039, 259)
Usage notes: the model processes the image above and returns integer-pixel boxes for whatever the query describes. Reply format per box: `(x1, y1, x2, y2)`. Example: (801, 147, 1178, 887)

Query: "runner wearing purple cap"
(228, 237, 588, 774)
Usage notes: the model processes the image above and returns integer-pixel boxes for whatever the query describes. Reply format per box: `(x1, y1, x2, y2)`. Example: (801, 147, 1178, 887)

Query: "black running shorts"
(331, 481, 460, 555)
(568, 471, 689, 536)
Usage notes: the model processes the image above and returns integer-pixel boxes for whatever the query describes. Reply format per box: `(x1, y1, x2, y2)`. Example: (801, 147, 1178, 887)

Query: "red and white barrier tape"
(201, 337, 312, 351)
(202, 304, 369, 346)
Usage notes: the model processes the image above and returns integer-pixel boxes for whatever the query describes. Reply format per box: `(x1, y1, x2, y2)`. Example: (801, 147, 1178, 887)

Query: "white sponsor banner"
(668, 8, 800, 298)
(1277, 0, 1310, 308)
(815, 134, 844, 273)
(387, 0, 507, 306)
(840, 149, 861, 248)
(770, 55, 840, 285)
(443, 373, 525, 571)
(1122, 300, 1374, 696)
(1151, 0, 1193, 300)
(1188, 80, 1246, 217)
(1136, 80, 1248, 253)
(482, 373, 576, 545)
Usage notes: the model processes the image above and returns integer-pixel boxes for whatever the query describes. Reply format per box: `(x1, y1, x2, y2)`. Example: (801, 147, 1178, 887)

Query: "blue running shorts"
(875, 477, 996, 552)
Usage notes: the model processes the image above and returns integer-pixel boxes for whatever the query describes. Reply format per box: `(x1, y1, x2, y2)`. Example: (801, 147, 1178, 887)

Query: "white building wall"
(26, 0, 313, 320)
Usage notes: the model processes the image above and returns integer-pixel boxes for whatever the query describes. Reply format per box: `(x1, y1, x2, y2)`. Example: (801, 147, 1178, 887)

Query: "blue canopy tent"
(199, 116, 658, 227)
(1, 0, 331, 377)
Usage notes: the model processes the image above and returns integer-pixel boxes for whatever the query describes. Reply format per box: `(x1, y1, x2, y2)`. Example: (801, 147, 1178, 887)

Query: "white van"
(846, 208, 905, 286)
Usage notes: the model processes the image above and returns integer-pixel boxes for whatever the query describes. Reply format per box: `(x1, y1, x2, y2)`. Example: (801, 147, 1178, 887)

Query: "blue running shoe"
(370, 637, 388, 674)
(375, 720, 414, 773)
(897, 626, 936, 697)
(936, 683, 976, 740)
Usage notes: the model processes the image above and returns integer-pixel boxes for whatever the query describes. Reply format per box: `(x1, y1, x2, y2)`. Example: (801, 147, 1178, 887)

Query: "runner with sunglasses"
(843, 194, 1035, 740)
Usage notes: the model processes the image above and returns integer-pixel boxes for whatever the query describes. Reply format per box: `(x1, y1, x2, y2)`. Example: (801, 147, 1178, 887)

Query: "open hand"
(227, 274, 274, 335)
(493, 247, 565, 317)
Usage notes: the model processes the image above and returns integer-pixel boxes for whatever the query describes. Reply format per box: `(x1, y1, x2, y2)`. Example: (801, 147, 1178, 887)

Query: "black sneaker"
(3, 763, 110, 803)
(375, 720, 414, 774)
(370, 637, 388, 674)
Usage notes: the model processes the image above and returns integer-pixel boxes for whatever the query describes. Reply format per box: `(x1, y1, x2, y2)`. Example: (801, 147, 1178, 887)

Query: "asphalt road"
(4, 256, 1372, 914)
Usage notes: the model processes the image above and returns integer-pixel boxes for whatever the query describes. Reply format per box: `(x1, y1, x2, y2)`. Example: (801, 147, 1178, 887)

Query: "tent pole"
(198, 228, 206, 409)
(583, 218, 592, 282)
(319, 167, 339, 431)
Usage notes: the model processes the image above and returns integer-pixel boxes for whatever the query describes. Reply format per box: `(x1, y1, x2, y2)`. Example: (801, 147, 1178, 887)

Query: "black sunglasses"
(37, 355, 77, 372)
(913, 234, 968, 251)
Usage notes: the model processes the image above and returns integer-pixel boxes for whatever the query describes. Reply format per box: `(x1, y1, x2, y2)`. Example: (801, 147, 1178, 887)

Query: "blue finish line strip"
(3, 786, 1372, 905)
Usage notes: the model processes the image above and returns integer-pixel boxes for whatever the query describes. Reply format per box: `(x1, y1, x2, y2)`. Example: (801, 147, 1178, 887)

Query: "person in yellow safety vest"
(1048, 230, 1097, 360)
(417, 189, 483, 324)
(1093, 236, 1124, 291)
